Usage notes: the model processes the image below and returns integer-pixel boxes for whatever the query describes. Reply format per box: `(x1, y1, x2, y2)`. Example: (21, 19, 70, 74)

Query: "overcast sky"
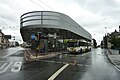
(0, 0, 120, 44)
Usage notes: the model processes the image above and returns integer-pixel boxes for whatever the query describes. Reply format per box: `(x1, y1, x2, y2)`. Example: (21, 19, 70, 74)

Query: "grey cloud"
(1, 0, 120, 44)
(0, 2, 20, 29)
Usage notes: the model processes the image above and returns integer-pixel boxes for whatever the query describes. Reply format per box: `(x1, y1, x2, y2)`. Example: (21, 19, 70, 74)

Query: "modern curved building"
(20, 11, 91, 42)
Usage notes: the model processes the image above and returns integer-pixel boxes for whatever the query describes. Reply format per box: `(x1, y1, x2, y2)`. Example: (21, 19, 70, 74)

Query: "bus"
(67, 40, 91, 54)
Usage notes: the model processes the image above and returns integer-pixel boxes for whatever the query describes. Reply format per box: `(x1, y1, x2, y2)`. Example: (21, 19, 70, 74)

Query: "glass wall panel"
(22, 12, 41, 18)
(43, 15, 60, 20)
(43, 12, 58, 16)
(43, 20, 61, 26)
(22, 20, 41, 27)
(22, 16, 41, 22)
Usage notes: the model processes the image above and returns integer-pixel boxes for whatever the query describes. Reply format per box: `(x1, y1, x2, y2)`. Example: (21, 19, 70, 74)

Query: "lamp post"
(94, 34, 96, 39)
(105, 27, 107, 35)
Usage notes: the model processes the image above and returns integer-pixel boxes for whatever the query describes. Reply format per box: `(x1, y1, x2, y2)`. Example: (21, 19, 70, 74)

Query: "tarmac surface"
(0, 47, 120, 80)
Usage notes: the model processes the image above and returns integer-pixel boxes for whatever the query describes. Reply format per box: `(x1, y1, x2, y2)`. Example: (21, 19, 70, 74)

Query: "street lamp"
(94, 34, 96, 39)
(105, 27, 107, 35)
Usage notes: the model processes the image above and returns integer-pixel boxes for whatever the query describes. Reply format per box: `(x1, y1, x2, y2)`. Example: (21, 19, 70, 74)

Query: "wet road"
(55, 48, 120, 80)
(0, 47, 120, 80)
(0, 47, 24, 58)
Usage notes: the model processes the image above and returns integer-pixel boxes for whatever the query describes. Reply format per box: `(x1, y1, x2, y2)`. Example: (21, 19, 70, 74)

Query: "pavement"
(107, 49, 120, 70)
(24, 50, 62, 61)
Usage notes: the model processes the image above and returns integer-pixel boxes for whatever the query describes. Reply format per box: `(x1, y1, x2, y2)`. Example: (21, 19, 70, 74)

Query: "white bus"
(67, 40, 91, 54)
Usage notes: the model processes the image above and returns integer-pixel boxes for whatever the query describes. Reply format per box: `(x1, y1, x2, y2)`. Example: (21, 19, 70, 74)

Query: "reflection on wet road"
(55, 48, 120, 80)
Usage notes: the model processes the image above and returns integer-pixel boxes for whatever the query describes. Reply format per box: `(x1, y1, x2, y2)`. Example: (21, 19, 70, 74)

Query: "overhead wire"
(38, 0, 54, 10)
(0, 0, 55, 41)
(0, 16, 19, 30)
(0, 17, 11, 30)
(1, 0, 22, 30)
(30, 0, 46, 9)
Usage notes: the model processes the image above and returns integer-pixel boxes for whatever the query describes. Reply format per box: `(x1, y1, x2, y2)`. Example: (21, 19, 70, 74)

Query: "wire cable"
(38, 0, 54, 10)
(30, 0, 46, 9)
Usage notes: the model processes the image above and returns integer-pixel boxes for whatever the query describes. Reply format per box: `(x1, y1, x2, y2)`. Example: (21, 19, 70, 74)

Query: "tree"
(93, 39, 97, 48)
(110, 37, 120, 48)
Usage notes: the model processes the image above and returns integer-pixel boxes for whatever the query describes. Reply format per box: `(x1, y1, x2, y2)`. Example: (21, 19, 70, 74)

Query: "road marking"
(56, 61, 62, 64)
(85, 65, 91, 67)
(45, 60, 62, 64)
(0, 62, 12, 73)
(41, 60, 91, 68)
(3, 52, 16, 58)
(63, 62, 67, 64)
(81, 52, 89, 57)
(11, 62, 22, 72)
(115, 66, 120, 72)
(24, 56, 28, 60)
(48, 63, 69, 80)
(50, 61, 54, 62)
(0, 63, 7, 70)
(3, 48, 24, 58)
(77, 64, 84, 66)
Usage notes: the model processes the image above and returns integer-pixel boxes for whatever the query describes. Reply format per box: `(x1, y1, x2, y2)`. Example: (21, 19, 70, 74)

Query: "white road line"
(3, 52, 17, 58)
(24, 56, 28, 60)
(77, 64, 83, 67)
(3, 48, 23, 58)
(0, 63, 7, 70)
(50, 61, 55, 63)
(0, 62, 13, 73)
(81, 52, 89, 57)
(11, 62, 22, 72)
(115, 66, 120, 72)
(48, 63, 69, 80)
(45, 60, 62, 64)
(63, 62, 67, 64)
(56, 62, 62, 64)
(85, 65, 91, 67)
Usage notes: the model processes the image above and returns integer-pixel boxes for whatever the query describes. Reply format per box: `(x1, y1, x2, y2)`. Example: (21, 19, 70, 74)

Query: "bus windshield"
(67, 42, 79, 47)
(67, 41, 88, 47)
